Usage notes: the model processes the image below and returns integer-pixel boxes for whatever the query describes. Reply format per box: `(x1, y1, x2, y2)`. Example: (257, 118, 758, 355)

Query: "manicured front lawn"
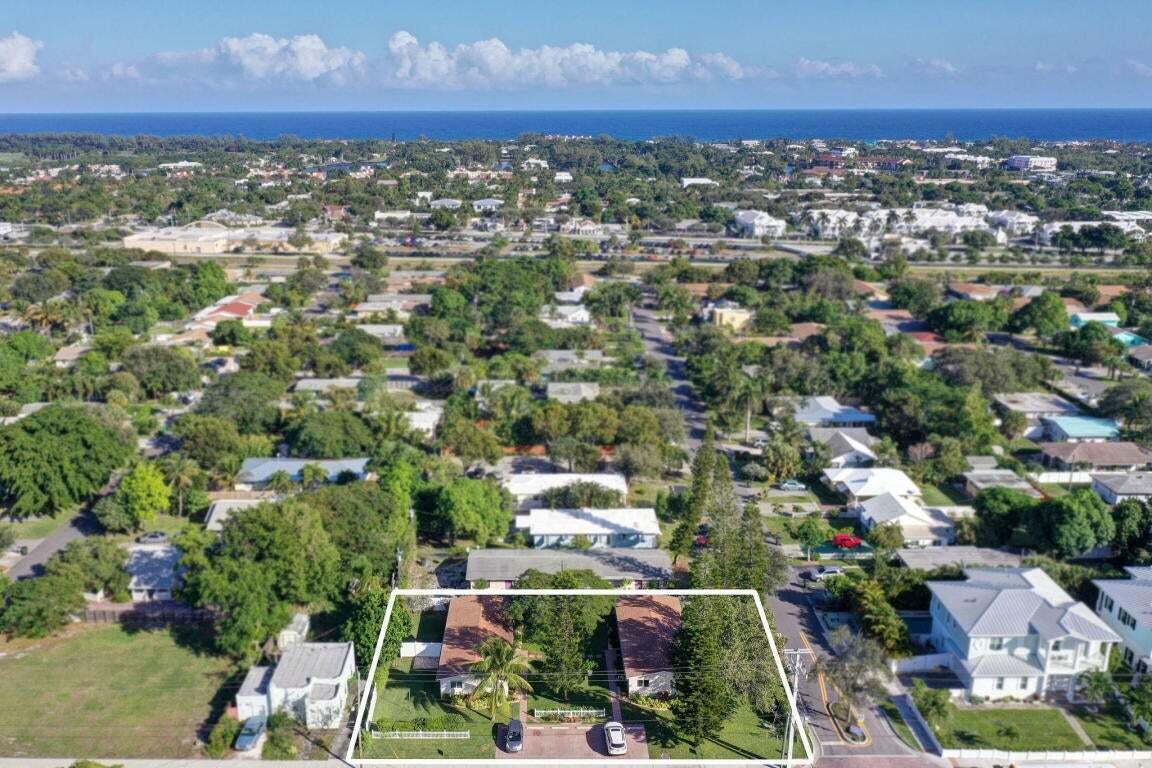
(621, 700, 794, 760)
(880, 699, 921, 750)
(1073, 704, 1148, 750)
(763, 517, 798, 545)
(0, 624, 239, 758)
(920, 483, 969, 506)
(933, 705, 1086, 751)
(527, 678, 613, 720)
(364, 658, 495, 759)
(2, 514, 68, 540)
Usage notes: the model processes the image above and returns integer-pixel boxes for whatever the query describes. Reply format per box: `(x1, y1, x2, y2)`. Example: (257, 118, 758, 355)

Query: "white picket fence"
(534, 708, 606, 720)
(372, 730, 471, 740)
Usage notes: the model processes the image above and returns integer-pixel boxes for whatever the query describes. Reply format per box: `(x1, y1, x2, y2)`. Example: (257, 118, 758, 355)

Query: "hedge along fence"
(533, 708, 607, 721)
(373, 730, 471, 740)
(376, 715, 469, 732)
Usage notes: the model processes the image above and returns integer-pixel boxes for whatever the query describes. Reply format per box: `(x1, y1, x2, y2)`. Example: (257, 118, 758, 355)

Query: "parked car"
(233, 716, 266, 752)
(505, 719, 524, 753)
(603, 721, 628, 756)
(803, 565, 844, 582)
(136, 531, 169, 545)
(778, 479, 807, 492)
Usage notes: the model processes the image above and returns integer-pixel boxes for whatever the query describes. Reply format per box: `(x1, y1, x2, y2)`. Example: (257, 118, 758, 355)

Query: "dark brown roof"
(436, 596, 514, 679)
(616, 596, 683, 679)
(1038, 441, 1152, 467)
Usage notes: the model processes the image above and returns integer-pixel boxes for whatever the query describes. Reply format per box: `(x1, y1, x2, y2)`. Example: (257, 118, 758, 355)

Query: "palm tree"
(1077, 669, 1114, 705)
(726, 374, 763, 444)
(470, 637, 533, 720)
(267, 470, 296, 495)
(162, 453, 200, 518)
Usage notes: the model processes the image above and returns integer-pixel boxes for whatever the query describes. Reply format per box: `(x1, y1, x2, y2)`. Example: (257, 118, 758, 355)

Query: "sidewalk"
(603, 647, 624, 722)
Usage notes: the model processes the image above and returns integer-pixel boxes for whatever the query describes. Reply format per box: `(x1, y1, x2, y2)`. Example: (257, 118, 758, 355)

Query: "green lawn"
(414, 608, 447, 642)
(363, 658, 495, 759)
(920, 483, 969, 506)
(763, 517, 799, 545)
(1073, 704, 1148, 750)
(2, 514, 68, 540)
(0, 625, 239, 758)
(527, 678, 613, 720)
(880, 699, 921, 751)
(933, 705, 1087, 751)
(621, 700, 795, 760)
(1039, 483, 1078, 499)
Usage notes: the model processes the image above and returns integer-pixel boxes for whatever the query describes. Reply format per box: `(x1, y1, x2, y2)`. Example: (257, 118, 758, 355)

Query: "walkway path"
(603, 647, 624, 722)
(1059, 706, 1095, 746)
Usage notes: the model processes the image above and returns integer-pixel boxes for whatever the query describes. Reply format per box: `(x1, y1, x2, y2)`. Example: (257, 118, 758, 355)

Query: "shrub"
(204, 717, 241, 758)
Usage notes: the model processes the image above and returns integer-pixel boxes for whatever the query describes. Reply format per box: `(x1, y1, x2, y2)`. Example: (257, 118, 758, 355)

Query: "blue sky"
(0, 0, 1150, 111)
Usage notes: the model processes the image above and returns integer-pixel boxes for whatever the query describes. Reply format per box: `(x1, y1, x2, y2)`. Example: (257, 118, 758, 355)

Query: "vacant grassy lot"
(920, 483, 969, 506)
(932, 705, 1086, 751)
(364, 658, 494, 759)
(621, 700, 793, 760)
(0, 624, 239, 758)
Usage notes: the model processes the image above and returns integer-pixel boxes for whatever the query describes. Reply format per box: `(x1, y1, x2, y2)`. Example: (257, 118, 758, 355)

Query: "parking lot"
(497, 723, 650, 759)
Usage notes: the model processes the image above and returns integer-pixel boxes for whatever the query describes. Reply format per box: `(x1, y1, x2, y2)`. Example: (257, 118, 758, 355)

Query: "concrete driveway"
(497, 723, 649, 760)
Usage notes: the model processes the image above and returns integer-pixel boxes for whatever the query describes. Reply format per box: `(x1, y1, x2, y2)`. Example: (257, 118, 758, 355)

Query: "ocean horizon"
(1, 109, 1151, 143)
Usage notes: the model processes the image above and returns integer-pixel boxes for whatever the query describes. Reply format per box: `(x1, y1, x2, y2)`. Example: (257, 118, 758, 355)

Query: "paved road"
(632, 306, 707, 452)
(6, 512, 100, 580)
(766, 566, 928, 760)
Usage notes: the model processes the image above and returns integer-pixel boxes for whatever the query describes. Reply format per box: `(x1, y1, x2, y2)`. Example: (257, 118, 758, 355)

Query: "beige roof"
(616, 595, 683, 679)
(1039, 442, 1152, 467)
(436, 596, 514, 679)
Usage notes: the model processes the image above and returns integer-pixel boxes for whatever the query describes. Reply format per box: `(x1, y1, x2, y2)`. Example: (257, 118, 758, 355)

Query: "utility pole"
(782, 648, 813, 763)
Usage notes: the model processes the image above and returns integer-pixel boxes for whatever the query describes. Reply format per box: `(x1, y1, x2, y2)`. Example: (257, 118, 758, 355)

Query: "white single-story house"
(808, 428, 878, 468)
(204, 497, 272, 532)
(791, 397, 876, 428)
(235, 458, 371, 491)
(540, 304, 593, 329)
(992, 392, 1081, 440)
(1091, 473, 1152, 506)
(928, 568, 1119, 700)
(514, 507, 660, 549)
(858, 493, 955, 548)
(1041, 415, 1121, 443)
(501, 472, 628, 511)
(464, 548, 673, 589)
(546, 382, 601, 404)
(406, 400, 444, 438)
(125, 544, 184, 603)
(616, 595, 683, 697)
(822, 467, 921, 508)
(236, 642, 356, 730)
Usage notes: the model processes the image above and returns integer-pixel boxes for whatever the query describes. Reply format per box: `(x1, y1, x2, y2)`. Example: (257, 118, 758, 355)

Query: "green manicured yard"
(527, 679, 613, 720)
(1039, 483, 1078, 499)
(621, 700, 795, 760)
(414, 608, 447, 642)
(933, 705, 1087, 751)
(763, 517, 799, 545)
(3, 514, 68, 540)
(0, 625, 239, 758)
(1073, 704, 1148, 750)
(920, 483, 969, 506)
(364, 658, 495, 759)
(880, 699, 921, 750)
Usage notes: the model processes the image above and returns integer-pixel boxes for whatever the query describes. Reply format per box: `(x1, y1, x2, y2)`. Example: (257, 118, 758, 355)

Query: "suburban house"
(204, 496, 274, 532)
(733, 209, 787, 238)
(539, 304, 593, 329)
(961, 469, 1043, 499)
(514, 508, 660, 549)
(538, 349, 608, 375)
(437, 596, 514, 697)
(928, 568, 1119, 699)
(502, 472, 628, 511)
(823, 467, 921, 508)
(704, 300, 755, 333)
(1093, 567, 1152, 673)
(235, 458, 370, 491)
(405, 400, 444, 438)
(236, 642, 356, 729)
(808, 428, 878, 468)
(858, 493, 955, 547)
(465, 548, 673, 589)
(546, 382, 601, 404)
(896, 546, 1023, 572)
(992, 392, 1081, 440)
(792, 397, 877, 428)
(615, 595, 683, 697)
(1038, 442, 1152, 473)
(1091, 473, 1152, 505)
(1041, 415, 1121, 443)
(125, 544, 183, 602)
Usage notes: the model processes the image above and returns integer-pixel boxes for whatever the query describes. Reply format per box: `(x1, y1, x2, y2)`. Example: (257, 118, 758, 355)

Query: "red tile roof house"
(436, 596, 515, 698)
(615, 595, 683, 698)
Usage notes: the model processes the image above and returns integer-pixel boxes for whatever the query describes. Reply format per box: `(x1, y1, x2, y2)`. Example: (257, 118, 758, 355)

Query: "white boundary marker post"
(345, 587, 815, 767)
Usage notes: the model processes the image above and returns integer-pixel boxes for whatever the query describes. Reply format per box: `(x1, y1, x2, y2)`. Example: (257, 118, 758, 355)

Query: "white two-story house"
(1094, 567, 1152, 674)
(928, 568, 1119, 700)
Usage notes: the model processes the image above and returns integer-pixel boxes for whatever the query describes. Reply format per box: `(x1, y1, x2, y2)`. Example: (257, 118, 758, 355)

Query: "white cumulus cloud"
(794, 57, 882, 79)
(218, 33, 366, 81)
(384, 31, 745, 88)
(0, 32, 43, 83)
(1127, 59, 1152, 78)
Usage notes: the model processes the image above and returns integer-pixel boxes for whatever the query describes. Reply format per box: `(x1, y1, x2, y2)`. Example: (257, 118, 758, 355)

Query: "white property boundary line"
(346, 588, 814, 767)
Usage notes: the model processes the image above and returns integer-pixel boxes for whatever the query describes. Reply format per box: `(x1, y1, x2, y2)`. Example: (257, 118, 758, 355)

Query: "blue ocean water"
(0, 110, 1151, 142)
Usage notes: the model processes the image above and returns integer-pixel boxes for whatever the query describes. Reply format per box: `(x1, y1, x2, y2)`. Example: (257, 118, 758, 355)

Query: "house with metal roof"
(125, 544, 184, 603)
(791, 396, 876, 427)
(236, 642, 356, 729)
(1094, 567, 1152, 674)
(235, 458, 370, 491)
(822, 467, 921, 508)
(858, 493, 955, 548)
(514, 508, 660, 549)
(1041, 415, 1121, 443)
(465, 548, 673, 589)
(928, 568, 1119, 699)
(808, 428, 878, 468)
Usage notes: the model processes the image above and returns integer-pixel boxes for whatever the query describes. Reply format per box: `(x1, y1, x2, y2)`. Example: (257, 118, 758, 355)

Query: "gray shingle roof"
(465, 548, 673, 583)
(1094, 472, 1152, 495)
(237, 458, 369, 484)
